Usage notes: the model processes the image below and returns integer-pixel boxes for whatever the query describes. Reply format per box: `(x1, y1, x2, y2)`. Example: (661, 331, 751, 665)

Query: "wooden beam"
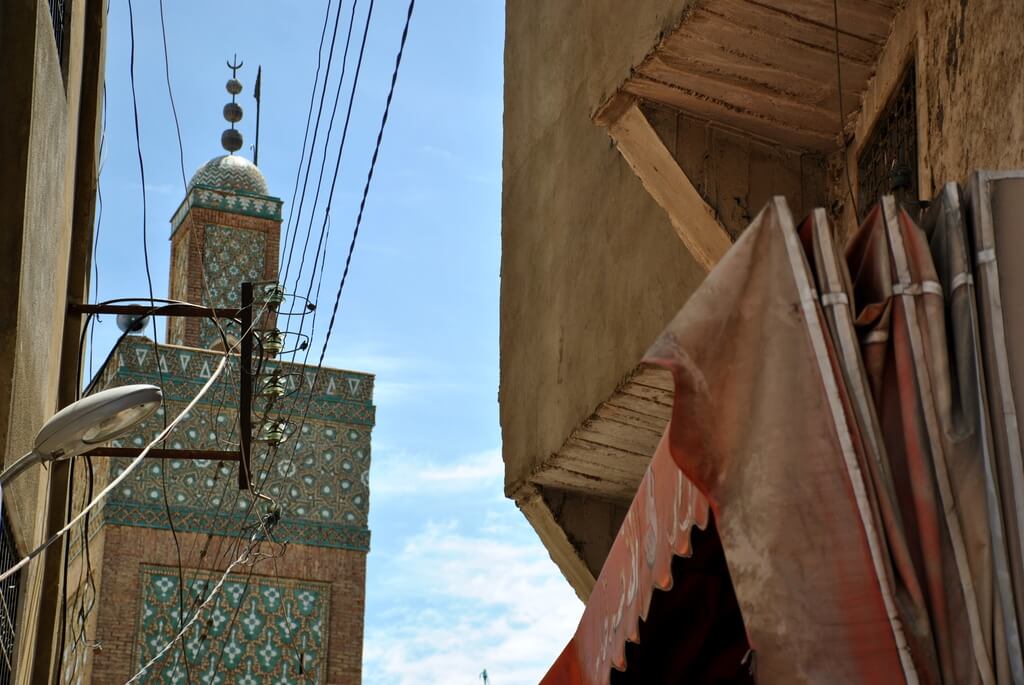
(509, 482, 595, 601)
(600, 100, 732, 271)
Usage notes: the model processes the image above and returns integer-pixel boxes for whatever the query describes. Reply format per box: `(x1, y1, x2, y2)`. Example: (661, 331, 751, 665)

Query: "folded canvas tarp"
(542, 198, 916, 684)
(967, 172, 1024, 670)
(539, 183, 1024, 684)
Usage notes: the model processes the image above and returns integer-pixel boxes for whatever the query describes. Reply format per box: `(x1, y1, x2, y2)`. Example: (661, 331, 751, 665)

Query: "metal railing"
(0, 511, 21, 685)
(857, 64, 919, 219)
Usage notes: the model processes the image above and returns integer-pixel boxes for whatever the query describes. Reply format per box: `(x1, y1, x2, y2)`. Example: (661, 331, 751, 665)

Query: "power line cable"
(832, 0, 859, 221)
(126, 2, 193, 678)
(279, 0, 337, 273)
(286, 0, 361, 301)
(260, 0, 413, 496)
(254, 0, 378, 490)
(280, 0, 348, 287)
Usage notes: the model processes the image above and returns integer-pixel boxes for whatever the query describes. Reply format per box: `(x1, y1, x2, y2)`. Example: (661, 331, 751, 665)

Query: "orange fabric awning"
(541, 432, 756, 684)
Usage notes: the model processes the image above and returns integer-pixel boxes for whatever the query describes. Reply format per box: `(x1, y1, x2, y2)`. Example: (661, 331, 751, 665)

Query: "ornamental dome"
(188, 154, 269, 196)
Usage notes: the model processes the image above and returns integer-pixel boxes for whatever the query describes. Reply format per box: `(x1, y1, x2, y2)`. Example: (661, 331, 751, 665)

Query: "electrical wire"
(285, 0, 361, 300)
(153, 2, 197, 676)
(0, 353, 230, 586)
(263, 0, 414, 488)
(832, 0, 859, 221)
(279, 0, 337, 276)
(280, 0, 348, 288)
(160, 3, 378, 674)
(253, 0, 379, 491)
(159, 0, 187, 189)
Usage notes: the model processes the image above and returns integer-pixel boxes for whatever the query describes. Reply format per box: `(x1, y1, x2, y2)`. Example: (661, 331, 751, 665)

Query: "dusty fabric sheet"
(847, 196, 995, 684)
(538, 184, 1024, 684)
(644, 197, 908, 683)
(968, 172, 1024, 664)
(800, 208, 938, 683)
(924, 183, 1023, 682)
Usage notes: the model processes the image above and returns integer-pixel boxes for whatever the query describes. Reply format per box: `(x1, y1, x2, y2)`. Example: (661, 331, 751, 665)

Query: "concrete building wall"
(0, 0, 105, 681)
(501, 0, 703, 492)
(501, 1, 830, 592)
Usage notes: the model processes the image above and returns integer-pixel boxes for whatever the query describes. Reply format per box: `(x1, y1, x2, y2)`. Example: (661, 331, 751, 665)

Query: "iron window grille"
(857, 64, 919, 219)
(48, 0, 68, 72)
(0, 511, 21, 685)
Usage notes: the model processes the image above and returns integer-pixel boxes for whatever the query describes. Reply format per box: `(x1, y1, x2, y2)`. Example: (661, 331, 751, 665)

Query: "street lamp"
(0, 384, 162, 486)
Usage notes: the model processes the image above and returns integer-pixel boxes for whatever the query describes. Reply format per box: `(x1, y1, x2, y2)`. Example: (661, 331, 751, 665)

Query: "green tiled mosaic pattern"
(170, 186, 284, 232)
(95, 338, 374, 551)
(198, 224, 267, 348)
(134, 565, 328, 683)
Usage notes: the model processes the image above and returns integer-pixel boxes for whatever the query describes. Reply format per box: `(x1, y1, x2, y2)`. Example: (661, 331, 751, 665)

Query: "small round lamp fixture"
(0, 384, 163, 485)
(116, 313, 151, 334)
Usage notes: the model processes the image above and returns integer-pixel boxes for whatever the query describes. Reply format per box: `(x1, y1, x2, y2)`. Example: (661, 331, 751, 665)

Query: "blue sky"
(94, 1, 581, 683)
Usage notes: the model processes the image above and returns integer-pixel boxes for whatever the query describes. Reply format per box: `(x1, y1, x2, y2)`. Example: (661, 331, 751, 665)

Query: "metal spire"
(221, 55, 244, 154)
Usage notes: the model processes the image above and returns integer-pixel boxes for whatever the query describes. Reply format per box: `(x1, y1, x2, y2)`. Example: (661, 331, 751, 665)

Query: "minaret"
(167, 59, 283, 349)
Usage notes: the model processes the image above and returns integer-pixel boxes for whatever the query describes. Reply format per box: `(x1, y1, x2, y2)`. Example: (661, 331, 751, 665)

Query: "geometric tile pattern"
(171, 187, 284, 232)
(134, 565, 328, 684)
(198, 225, 267, 349)
(94, 338, 375, 551)
(189, 155, 270, 195)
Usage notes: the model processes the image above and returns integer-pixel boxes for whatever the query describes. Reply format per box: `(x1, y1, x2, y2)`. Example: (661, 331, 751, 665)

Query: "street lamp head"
(0, 384, 162, 486)
(34, 384, 163, 458)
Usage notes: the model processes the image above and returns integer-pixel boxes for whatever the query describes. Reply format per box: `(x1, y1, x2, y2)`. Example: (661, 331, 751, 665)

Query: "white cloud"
(324, 350, 415, 375)
(364, 517, 583, 685)
(323, 349, 460, 406)
(371, 379, 423, 405)
(371, 448, 504, 497)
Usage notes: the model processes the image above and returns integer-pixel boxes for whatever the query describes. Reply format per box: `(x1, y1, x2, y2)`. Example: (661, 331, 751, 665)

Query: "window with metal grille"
(48, 0, 68, 69)
(0, 511, 21, 685)
(857, 64, 919, 219)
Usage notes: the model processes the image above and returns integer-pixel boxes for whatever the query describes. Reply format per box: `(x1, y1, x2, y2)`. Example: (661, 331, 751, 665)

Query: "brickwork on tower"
(64, 150, 374, 685)
(167, 197, 282, 348)
(90, 527, 366, 684)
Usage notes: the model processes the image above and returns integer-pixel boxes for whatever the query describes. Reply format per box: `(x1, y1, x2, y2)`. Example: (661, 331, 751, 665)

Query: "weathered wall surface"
(501, 0, 704, 491)
(644, 103, 827, 236)
(918, 0, 1024, 189)
(829, 0, 1024, 237)
(0, 0, 104, 681)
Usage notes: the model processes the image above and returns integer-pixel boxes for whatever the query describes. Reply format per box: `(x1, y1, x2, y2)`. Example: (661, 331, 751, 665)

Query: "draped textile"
(923, 183, 1023, 682)
(800, 208, 939, 684)
(968, 172, 1024, 662)
(847, 197, 997, 684)
(538, 186, 1024, 684)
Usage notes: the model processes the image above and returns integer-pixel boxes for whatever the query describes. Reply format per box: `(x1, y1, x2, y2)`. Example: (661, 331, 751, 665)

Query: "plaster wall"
(501, 0, 704, 491)
(0, 0, 104, 681)
(829, 0, 1024, 238)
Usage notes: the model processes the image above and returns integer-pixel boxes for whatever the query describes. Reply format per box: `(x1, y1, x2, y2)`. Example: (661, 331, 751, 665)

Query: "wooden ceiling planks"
(625, 0, 902, 151)
(532, 366, 675, 503)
